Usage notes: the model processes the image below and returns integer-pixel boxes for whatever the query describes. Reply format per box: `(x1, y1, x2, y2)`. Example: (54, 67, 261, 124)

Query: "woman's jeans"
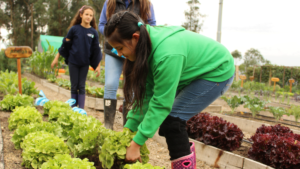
(169, 75, 234, 121)
(68, 62, 89, 94)
(104, 54, 124, 99)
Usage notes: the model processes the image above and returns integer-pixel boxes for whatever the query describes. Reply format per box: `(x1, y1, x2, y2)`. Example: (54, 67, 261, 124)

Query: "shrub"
(186, 113, 244, 151)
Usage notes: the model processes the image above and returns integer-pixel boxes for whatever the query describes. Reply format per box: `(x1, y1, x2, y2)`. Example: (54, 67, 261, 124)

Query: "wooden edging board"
(152, 132, 274, 169)
(24, 73, 123, 110)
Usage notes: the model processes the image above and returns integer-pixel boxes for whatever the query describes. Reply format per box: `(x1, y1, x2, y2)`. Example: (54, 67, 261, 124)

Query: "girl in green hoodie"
(104, 11, 235, 169)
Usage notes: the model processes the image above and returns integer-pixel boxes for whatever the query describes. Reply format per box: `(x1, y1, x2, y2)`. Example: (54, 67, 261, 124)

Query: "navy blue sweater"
(58, 25, 102, 69)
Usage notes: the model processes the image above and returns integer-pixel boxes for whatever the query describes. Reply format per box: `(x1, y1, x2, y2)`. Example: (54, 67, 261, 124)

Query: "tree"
(182, 0, 205, 33)
(231, 50, 242, 65)
(243, 48, 265, 70)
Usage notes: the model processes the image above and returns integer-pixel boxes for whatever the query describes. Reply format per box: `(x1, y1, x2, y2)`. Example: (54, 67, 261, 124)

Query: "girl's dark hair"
(68, 5, 97, 30)
(104, 11, 152, 112)
(106, 0, 151, 23)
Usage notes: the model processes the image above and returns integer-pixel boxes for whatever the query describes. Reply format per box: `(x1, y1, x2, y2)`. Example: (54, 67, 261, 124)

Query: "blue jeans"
(104, 54, 124, 99)
(169, 75, 234, 121)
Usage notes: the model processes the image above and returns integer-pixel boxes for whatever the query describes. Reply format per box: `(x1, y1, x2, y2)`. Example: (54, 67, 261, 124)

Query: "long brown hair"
(104, 11, 152, 112)
(68, 5, 97, 30)
(106, 0, 151, 23)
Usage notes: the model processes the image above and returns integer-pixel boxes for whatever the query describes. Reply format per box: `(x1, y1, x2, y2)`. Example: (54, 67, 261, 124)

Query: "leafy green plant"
(40, 154, 95, 169)
(66, 115, 104, 157)
(48, 107, 73, 122)
(243, 96, 267, 118)
(28, 44, 64, 79)
(287, 105, 300, 125)
(268, 106, 286, 121)
(0, 70, 37, 95)
(86, 86, 104, 98)
(21, 131, 70, 169)
(124, 162, 164, 169)
(55, 78, 71, 89)
(275, 92, 280, 101)
(22, 79, 39, 96)
(11, 122, 63, 149)
(43, 100, 70, 115)
(99, 128, 150, 169)
(0, 94, 34, 111)
(8, 106, 43, 130)
(220, 95, 244, 114)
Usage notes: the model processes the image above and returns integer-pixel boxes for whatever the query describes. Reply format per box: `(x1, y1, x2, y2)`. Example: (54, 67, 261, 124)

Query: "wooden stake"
(17, 58, 22, 94)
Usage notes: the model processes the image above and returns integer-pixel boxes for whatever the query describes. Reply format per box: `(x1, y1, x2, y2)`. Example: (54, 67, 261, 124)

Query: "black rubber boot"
(104, 99, 117, 130)
(159, 115, 191, 160)
(122, 100, 129, 126)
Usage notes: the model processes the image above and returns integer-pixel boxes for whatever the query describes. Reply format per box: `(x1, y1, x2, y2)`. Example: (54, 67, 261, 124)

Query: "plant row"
(221, 95, 300, 123)
(0, 70, 38, 96)
(7, 99, 162, 169)
(187, 112, 300, 168)
(47, 78, 121, 99)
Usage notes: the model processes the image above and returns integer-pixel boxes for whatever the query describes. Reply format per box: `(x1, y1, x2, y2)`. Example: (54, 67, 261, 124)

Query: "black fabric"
(58, 29, 102, 70)
(68, 62, 89, 95)
(104, 0, 141, 59)
(159, 115, 191, 160)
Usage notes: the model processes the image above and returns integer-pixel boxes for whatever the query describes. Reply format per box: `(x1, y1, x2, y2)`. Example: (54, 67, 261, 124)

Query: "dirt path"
(0, 76, 216, 169)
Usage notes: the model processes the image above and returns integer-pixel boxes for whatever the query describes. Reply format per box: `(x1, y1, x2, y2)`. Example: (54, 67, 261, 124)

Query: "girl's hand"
(125, 140, 142, 163)
(51, 58, 59, 69)
(95, 65, 101, 77)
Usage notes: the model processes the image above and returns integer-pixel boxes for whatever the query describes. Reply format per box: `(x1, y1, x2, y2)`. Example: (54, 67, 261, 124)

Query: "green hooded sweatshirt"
(124, 25, 235, 146)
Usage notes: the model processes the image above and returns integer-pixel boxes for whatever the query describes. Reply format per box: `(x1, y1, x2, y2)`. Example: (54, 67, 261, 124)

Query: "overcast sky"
(1, 0, 300, 66)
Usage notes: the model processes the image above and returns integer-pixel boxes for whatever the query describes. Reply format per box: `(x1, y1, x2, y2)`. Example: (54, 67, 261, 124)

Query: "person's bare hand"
(95, 66, 101, 77)
(51, 58, 59, 69)
(125, 140, 142, 163)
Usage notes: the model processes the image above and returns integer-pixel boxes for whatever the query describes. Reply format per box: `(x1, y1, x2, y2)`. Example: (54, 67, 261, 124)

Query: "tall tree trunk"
(9, 0, 15, 45)
(31, 4, 33, 49)
(58, 0, 62, 36)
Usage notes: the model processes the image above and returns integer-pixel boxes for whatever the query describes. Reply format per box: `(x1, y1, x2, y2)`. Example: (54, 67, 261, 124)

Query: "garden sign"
(4, 46, 33, 94)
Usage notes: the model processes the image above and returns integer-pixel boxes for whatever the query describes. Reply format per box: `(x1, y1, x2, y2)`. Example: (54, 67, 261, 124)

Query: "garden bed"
(23, 73, 123, 111)
(0, 77, 217, 169)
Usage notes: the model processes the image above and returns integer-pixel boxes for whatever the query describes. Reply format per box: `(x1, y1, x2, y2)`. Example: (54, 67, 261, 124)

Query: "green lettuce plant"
(8, 106, 42, 130)
(11, 122, 63, 149)
(0, 94, 34, 111)
(40, 154, 95, 169)
(21, 131, 69, 169)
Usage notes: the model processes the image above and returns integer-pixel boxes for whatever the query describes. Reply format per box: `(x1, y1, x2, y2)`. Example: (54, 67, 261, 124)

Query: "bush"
(186, 113, 244, 151)
(0, 50, 18, 72)
(41, 154, 95, 169)
(8, 106, 42, 130)
(21, 131, 70, 169)
(11, 122, 63, 149)
(0, 94, 34, 111)
(249, 124, 300, 169)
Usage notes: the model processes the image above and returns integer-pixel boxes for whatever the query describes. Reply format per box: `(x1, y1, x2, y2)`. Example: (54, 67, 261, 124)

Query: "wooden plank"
(243, 158, 272, 169)
(5, 46, 32, 58)
(203, 105, 222, 113)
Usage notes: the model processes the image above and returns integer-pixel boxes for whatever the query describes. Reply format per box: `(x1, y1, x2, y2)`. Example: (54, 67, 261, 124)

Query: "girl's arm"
(147, 3, 156, 26)
(51, 52, 60, 68)
(98, 0, 108, 35)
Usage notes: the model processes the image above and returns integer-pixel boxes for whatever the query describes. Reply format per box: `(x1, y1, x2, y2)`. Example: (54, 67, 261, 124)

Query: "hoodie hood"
(146, 25, 185, 58)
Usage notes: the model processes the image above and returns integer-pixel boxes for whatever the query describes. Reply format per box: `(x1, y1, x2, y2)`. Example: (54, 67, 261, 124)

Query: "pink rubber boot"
(190, 142, 196, 168)
(171, 152, 196, 169)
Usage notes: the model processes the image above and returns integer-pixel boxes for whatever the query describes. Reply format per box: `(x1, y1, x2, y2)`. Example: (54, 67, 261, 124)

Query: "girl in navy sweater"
(51, 5, 102, 109)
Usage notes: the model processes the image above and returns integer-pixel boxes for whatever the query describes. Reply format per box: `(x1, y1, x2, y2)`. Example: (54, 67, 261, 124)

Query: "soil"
(0, 76, 217, 169)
